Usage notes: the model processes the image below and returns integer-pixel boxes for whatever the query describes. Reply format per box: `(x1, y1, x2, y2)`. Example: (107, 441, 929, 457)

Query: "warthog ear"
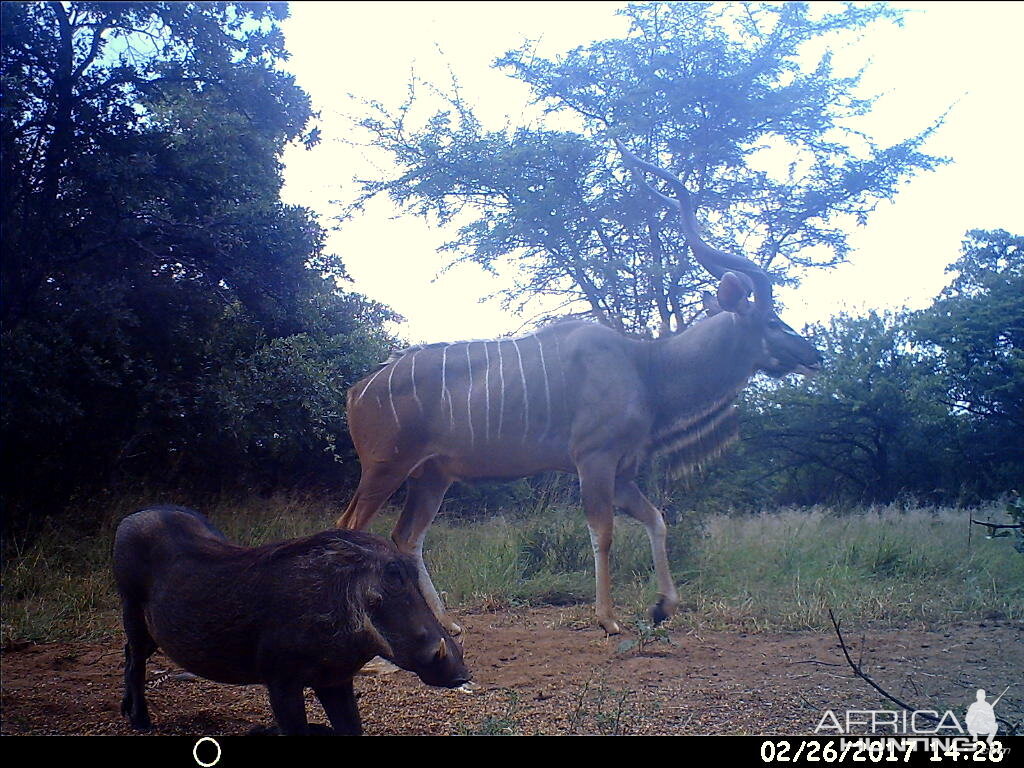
(436, 637, 448, 660)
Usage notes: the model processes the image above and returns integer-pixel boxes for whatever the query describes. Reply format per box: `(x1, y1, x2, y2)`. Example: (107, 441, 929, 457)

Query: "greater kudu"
(338, 140, 821, 634)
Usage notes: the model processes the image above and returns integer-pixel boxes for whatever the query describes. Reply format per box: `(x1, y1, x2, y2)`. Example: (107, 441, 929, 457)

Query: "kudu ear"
(716, 272, 753, 315)
(702, 290, 722, 317)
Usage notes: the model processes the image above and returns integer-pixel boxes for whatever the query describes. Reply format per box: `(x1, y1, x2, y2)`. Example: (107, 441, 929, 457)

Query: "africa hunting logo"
(814, 686, 1010, 738)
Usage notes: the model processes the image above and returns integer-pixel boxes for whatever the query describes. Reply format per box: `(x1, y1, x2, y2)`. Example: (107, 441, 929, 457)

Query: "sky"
(279, 1, 1024, 343)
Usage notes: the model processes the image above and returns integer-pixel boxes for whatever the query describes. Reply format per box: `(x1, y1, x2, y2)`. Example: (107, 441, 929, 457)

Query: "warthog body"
(113, 505, 469, 735)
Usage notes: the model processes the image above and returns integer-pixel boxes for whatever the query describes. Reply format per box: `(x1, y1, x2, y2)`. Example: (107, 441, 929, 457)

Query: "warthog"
(113, 505, 470, 735)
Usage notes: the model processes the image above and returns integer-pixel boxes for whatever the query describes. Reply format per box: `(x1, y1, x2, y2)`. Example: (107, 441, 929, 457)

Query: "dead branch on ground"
(828, 609, 1018, 735)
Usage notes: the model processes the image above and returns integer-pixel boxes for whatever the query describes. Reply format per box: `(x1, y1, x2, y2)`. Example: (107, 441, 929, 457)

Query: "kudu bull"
(338, 140, 821, 634)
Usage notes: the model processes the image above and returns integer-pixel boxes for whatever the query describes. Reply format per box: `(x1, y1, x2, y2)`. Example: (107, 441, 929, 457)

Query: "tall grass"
(1, 489, 342, 644)
(2, 492, 1021, 645)
(687, 506, 1024, 630)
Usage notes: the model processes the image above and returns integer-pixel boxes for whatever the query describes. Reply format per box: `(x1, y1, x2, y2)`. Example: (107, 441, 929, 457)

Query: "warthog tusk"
(437, 637, 448, 660)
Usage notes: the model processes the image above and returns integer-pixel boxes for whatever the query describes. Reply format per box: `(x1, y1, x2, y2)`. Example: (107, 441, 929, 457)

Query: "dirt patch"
(2, 607, 1021, 735)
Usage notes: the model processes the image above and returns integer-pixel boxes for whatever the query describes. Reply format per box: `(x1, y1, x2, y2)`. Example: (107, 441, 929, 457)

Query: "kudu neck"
(648, 312, 760, 418)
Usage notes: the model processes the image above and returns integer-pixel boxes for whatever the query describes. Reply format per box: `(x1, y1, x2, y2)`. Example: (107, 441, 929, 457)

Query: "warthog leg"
(120, 601, 156, 730)
(266, 679, 309, 735)
(314, 680, 362, 735)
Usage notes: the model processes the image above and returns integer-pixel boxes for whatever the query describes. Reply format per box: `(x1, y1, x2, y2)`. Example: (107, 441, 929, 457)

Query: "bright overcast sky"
(279, 1, 1024, 343)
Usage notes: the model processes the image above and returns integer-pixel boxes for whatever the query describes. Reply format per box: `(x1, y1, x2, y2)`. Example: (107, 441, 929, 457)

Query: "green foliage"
(912, 230, 1024, 493)
(458, 689, 523, 735)
(616, 618, 673, 655)
(1007, 494, 1024, 555)
(736, 310, 954, 504)
(979, 492, 1024, 556)
(353, 2, 944, 335)
(688, 505, 1024, 630)
(567, 676, 644, 735)
(410, 508, 682, 609)
(0, 3, 397, 516)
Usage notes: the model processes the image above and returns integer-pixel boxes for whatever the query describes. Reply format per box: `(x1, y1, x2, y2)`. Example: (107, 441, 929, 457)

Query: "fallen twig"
(829, 609, 937, 722)
(83, 649, 119, 666)
(828, 609, 1018, 735)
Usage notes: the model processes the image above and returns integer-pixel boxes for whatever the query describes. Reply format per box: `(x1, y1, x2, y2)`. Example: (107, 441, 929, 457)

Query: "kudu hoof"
(599, 617, 622, 635)
(649, 598, 673, 625)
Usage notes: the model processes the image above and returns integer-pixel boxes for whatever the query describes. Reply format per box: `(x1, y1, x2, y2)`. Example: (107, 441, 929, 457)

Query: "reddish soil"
(2, 607, 1021, 735)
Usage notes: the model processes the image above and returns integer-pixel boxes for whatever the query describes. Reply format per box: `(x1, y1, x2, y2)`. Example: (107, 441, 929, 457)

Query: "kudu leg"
(578, 458, 622, 635)
(614, 480, 679, 624)
(390, 465, 460, 634)
(336, 462, 415, 530)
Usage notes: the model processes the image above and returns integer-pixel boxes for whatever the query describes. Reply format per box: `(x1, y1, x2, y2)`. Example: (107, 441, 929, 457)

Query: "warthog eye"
(383, 560, 406, 591)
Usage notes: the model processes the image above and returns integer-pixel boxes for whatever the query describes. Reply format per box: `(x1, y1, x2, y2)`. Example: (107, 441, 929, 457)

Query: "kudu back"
(339, 140, 820, 635)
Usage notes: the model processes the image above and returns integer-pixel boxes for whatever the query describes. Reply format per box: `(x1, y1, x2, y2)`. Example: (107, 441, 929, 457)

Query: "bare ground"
(2, 607, 1021, 736)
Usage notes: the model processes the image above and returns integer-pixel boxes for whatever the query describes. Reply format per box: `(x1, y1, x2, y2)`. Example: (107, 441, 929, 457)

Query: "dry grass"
(3, 492, 1021, 645)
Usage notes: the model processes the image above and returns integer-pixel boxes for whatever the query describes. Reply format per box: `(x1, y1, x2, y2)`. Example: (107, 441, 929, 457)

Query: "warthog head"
(364, 552, 470, 688)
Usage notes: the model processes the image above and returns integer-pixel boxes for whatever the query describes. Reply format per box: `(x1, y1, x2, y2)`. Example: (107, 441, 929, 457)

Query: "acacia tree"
(353, 2, 945, 336)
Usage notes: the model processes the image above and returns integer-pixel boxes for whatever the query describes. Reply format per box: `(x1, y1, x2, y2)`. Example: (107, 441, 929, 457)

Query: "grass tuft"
(3, 494, 1021, 645)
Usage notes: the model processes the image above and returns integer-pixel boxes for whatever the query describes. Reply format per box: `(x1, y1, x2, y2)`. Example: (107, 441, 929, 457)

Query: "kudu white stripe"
(353, 362, 389, 404)
(441, 345, 454, 428)
(483, 342, 491, 443)
(511, 338, 530, 441)
(535, 334, 552, 438)
(497, 340, 506, 439)
(410, 350, 423, 412)
(386, 358, 400, 425)
(465, 343, 475, 446)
